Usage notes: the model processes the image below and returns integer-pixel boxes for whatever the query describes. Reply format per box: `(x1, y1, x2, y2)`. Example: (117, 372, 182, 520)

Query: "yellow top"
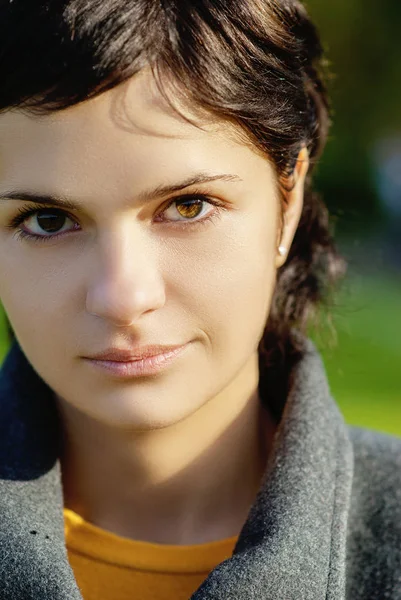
(64, 508, 238, 600)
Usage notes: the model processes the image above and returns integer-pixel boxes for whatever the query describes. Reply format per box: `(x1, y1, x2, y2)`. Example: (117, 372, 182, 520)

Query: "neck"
(58, 353, 277, 545)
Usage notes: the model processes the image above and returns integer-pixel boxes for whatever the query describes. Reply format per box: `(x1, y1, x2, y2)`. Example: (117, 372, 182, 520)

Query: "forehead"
(0, 68, 241, 155)
(0, 68, 273, 198)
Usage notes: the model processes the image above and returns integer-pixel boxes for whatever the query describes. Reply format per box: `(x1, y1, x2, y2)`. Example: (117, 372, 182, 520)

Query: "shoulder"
(347, 425, 401, 527)
(346, 425, 401, 599)
(349, 423, 401, 453)
(348, 425, 401, 500)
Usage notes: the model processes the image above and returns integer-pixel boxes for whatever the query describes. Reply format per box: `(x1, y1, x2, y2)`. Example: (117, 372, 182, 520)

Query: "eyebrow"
(0, 173, 242, 210)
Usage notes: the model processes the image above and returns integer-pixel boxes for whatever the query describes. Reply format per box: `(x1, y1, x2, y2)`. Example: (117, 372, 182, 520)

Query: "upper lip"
(85, 345, 185, 362)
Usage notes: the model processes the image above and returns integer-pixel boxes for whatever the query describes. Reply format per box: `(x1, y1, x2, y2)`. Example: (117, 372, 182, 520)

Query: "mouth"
(86, 344, 186, 362)
(83, 344, 189, 379)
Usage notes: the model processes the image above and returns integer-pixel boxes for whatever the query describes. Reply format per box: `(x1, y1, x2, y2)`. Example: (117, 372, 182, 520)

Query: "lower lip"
(84, 345, 188, 379)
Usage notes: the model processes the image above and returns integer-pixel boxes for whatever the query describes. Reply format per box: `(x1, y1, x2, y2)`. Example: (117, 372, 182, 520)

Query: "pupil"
(37, 211, 65, 233)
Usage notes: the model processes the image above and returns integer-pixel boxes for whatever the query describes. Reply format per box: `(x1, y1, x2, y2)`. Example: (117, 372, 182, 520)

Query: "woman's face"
(0, 69, 305, 429)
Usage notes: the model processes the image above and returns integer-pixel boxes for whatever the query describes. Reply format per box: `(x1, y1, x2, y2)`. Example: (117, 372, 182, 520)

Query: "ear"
(275, 146, 309, 268)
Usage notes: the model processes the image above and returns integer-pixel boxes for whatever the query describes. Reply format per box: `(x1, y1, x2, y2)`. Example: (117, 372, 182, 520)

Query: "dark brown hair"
(0, 0, 344, 420)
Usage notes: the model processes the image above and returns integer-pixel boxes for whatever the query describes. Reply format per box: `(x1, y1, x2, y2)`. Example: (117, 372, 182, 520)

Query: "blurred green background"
(308, 0, 401, 436)
(0, 0, 400, 435)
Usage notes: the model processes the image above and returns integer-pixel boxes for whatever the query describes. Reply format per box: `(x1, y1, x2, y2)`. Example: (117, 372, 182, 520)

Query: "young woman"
(0, 1, 400, 599)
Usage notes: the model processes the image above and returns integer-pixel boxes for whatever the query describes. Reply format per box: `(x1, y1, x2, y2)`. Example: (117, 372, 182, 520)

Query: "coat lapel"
(0, 341, 83, 599)
(192, 341, 354, 599)
(0, 340, 354, 600)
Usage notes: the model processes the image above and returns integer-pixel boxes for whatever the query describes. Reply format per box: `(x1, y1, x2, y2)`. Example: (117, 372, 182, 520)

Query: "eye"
(7, 205, 79, 243)
(11, 207, 77, 239)
(158, 195, 219, 223)
(25, 208, 76, 235)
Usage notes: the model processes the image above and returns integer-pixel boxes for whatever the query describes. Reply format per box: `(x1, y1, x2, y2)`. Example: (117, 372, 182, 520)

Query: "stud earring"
(278, 245, 287, 257)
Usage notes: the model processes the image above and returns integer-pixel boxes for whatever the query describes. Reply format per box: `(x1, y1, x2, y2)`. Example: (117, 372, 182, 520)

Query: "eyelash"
(6, 192, 226, 245)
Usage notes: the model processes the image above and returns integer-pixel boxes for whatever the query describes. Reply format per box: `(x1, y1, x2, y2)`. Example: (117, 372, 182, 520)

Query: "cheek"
(0, 248, 73, 348)
(165, 210, 278, 350)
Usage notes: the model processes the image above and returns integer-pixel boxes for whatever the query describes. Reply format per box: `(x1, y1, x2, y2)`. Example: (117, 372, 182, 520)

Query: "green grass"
(312, 271, 401, 436)
(0, 271, 400, 436)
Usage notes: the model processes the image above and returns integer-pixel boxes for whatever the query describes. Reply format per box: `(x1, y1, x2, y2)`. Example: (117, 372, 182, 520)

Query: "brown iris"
(37, 210, 67, 233)
(175, 199, 203, 219)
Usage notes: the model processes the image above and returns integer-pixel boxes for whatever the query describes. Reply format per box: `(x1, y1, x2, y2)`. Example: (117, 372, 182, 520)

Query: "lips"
(83, 344, 189, 379)
(86, 345, 186, 362)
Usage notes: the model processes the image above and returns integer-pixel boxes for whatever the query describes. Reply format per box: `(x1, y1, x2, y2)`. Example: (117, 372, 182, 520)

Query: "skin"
(0, 68, 308, 544)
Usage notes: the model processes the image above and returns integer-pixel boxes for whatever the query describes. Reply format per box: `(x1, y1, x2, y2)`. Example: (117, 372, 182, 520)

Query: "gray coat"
(0, 339, 400, 599)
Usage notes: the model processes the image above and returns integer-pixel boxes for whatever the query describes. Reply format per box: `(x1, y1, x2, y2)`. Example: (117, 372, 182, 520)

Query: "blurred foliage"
(305, 1, 401, 436)
(307, 0, 401, 228)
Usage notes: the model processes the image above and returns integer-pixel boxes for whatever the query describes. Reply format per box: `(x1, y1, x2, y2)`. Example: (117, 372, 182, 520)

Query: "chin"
(84, 397, 204, 431)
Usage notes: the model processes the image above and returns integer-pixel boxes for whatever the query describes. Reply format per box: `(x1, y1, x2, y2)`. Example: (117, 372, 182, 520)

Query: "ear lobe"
(275, 146, 309, 268)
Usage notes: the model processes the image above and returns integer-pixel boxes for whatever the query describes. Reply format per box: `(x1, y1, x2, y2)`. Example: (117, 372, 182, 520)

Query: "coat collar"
(193, 339, 354, 598)
(0, 339, 353, 599)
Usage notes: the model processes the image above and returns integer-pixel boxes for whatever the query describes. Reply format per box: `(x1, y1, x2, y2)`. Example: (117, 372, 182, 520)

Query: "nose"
(85, 227, 166, 327)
